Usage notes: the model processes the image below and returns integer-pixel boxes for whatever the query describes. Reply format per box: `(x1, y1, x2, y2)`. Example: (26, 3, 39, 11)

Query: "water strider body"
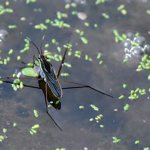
(34, 55, 62, 109)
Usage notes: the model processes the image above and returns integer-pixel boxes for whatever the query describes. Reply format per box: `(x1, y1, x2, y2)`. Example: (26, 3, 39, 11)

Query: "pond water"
(0, 0, 150, 150)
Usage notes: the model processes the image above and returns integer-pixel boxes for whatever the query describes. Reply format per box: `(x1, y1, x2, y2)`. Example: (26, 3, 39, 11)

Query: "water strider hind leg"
(61, 80, 113, 98)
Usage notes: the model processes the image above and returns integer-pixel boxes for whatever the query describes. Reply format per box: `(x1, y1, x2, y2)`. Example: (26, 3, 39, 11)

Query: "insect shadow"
(1, 38, 113, 131)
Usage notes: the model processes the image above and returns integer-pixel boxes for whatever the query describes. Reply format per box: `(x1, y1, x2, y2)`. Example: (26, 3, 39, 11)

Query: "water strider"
(1, 39, 114, 130)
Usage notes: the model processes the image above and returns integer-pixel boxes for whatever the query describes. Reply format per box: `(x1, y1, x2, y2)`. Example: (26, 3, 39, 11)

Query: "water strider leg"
(0, 76, 41, 82)
(2, 79, 40, 89)
(1, 77, 113, 98)
(39, 35, 45, 52)
(62, 85, 113, 98)
(61, 80, 113, 98)
(2, 79, 62, 130)
(33, 55, 39, 67)
(27, 37, 41, 55)
(0, 75, 43, 89)
(57, 48, 69, 78)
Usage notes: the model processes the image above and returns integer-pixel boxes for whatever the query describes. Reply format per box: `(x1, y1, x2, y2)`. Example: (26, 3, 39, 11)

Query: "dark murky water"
(0, 0, 150, 150)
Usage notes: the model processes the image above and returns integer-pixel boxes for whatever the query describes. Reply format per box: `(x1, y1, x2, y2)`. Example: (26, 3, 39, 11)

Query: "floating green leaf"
(117, 5, 127, 15)
(57, 11, 68, 19)
(0, 80, 3, 84)
(89, 118, 94, 122)
(34, 23, 47, 30)
(99, 124, 104, 128)
(12, 78, 24, 91)
(113, 30, 127, 43)
(134, 140, 140, 144)
(123, 83, 127, 88)
(63, 62, 72, 68)
(60, 72, 70, 77)
(118, 95, 125, 100)
(128, 88, 146, 100)
(8, 25, 17, 29)
(90, 104, 99, 111)
(146, 10, 150, 15)
(33, 109, 39, 118)
(102, 12, 110, 19)
(26, 0, 37, 4)
(0, 5, 13, 15)
(79, 105, 85, 109)
(29, 124, 40, 135)
(0, 135, 5, 142)
(112, 137, 121, 144)
(95, 0, 106, 5)
(13, 122, 17, 127)
(8, 49, 13, 55)
(80, 36, 88, 44)
(20, 38, 30, 53)
(136, 54, 150, 71)
(2, 128, 7, 134)
(50, 19, 70, 28)
(95, 114, 103, 123)
(21, 67, 38, 77)
(123, 104, 130, 112)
